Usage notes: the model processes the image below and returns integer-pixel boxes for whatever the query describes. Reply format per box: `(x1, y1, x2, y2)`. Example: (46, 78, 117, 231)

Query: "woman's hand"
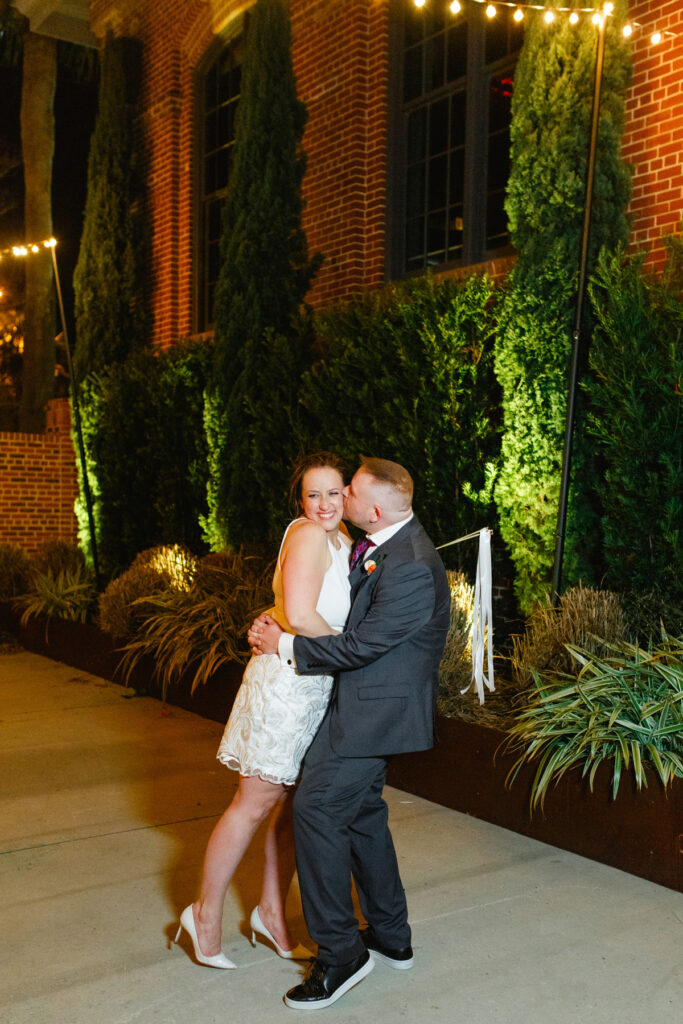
(248, 613, 284, 656)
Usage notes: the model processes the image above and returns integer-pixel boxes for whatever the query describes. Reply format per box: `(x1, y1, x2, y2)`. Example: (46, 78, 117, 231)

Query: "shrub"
(506, 634, 683, 810)
(0, 544, 33, 600)
(14, 566, 96, 627)
(494, 5, 632, 612)
(511, 584, 627, 689)
(76, 341, 211, 576)
(31, 540, 86, 577)
(205, 0, 321, 550)
(97, 544, 196, 639)
(299, 274, 500, 564)
(119, 550, 273, 698)
(585, 242, 683, 602)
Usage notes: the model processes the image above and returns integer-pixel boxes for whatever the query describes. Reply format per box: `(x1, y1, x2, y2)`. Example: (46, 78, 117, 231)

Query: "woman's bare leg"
(192, 774, 286, 956)
(256, 789, 298, 950)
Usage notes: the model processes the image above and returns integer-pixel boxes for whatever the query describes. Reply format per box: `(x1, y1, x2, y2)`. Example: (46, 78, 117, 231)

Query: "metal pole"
(551, 15, 606, 606)
(50, 244, 102, 589)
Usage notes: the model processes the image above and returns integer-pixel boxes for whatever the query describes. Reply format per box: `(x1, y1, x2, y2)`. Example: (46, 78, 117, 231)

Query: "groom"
(249, 458, 450, 1009)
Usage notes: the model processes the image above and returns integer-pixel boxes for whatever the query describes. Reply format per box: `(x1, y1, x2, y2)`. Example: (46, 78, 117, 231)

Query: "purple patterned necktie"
(349, 536, 375, 572)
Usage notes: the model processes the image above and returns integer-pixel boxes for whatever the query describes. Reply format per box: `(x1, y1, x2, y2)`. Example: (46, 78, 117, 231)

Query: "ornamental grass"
(505, 635, 683, 812)
(118, 552, 273, 700)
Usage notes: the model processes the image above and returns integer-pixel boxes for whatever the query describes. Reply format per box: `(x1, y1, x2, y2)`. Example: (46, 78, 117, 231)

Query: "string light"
(410, 1, 680, 49)
(0, 237, 57, 260)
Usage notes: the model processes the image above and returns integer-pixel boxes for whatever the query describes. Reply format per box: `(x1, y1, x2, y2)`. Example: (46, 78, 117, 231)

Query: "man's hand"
(248, 613, 284, 656)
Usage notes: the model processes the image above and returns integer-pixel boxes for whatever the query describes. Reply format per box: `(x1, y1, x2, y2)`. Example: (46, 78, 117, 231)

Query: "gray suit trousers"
(292, 712, 411, 965)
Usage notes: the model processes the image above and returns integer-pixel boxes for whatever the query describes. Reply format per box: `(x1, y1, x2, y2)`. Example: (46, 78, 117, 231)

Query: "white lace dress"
(217, 520, 351, 785)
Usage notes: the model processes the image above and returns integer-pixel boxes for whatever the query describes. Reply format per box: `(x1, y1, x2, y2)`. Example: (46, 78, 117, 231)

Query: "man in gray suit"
(249, 458, 450, 1010)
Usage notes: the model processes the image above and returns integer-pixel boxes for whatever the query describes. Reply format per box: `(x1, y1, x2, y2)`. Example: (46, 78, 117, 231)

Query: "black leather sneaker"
(361, 926, 414, 969)
(284, 950, 374, 1009)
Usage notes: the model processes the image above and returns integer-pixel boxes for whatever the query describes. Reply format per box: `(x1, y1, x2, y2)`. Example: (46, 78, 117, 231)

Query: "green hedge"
(586, 242, 683, 603)
(298, 275, 500, 563)
(76, 340, 210, 577)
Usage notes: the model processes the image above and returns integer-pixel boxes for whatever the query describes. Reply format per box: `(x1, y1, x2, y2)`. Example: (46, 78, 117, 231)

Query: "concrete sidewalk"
(1, 649, 681, 1024)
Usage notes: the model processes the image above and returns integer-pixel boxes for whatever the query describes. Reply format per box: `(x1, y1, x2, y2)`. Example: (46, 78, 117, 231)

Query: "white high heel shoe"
(174, 904, 237, 969)
(249, 906, 312, 960)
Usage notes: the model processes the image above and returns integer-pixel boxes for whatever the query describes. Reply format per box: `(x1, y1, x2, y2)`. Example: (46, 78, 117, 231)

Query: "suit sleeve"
(292, 560, 436, 674)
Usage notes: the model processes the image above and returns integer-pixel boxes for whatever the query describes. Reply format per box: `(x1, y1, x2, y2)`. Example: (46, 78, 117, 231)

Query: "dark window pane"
(485, 14, 510, 65)
(486, 190, 508, 249)
(216, 147, 230, 191)
(204, 152, 217, 195)
(208, 237, 220, 282)
(426, 210, 446, 263)
(218, 103, 233, 146)
(208, 198, 221, 241)
(446, 20, 468, 82)
(405, 5, 425, 49)
(199, 27, 245, 329)
(488, 131, 510, 192)
(429, 97, 449, 156)
(450, 89, 466, 148)
(407, 107, 427, 164)
(428, 154, 447, 211)
(205, 109, 218, 153)
(489, 72, 513, 132)
(407, 163, 426, 219)
(406, 217, 425, 263)
(450, 148, 465, 203)
(424, 35, 444, 93)
(404, 45, 423, 102)
(448, 203, 464, 258)
(204, 62, 217, 108)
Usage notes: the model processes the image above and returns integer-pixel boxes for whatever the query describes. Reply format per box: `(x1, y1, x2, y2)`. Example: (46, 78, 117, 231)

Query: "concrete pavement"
(1, 649, 681, 1024)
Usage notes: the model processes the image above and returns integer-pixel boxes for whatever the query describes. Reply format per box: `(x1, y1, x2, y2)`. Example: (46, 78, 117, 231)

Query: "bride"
(174, 452, 351, 968)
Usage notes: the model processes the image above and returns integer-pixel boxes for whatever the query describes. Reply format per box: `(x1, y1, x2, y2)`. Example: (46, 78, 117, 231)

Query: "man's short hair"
(360, 457, 413, 506)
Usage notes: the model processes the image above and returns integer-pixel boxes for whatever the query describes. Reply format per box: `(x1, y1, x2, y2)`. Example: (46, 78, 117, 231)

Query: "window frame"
(193, 17, 248, 334)
(387, 0, 520, 279)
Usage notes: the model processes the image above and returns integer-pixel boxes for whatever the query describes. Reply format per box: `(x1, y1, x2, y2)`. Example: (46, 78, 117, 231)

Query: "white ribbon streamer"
(463, 528, 495, 704)
(436, 527, 495, 705)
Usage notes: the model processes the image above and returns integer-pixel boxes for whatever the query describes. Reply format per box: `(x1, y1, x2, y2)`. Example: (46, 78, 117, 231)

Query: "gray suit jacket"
(292, 516, 450, 757)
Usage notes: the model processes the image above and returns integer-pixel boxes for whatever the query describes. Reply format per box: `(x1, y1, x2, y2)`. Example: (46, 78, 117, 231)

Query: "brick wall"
(89, 0, 391, 345)
(624, 0, 683, 267)
(0, 399, 78, 552)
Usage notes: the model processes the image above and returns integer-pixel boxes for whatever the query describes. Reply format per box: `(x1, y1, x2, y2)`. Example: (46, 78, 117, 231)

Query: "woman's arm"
(280, 520, 339, 637)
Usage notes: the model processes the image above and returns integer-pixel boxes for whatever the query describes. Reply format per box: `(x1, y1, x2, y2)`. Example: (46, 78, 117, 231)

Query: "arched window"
(196, 22, 248, 331)
(392, 1, 522, 274)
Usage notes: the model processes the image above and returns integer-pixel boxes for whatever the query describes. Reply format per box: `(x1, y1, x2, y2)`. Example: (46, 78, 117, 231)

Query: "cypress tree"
(73, 31, 147, 379)
(494, 3, 631, 613)
(204, 0, 321, 550)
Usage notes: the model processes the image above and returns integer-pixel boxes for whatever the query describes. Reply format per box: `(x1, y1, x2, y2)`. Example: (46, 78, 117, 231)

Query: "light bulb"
(651, 31, 662, 44)
(592, 13, 603, 26)
(449, 0, 461, 13)
(513, 8, 524, 22)
(486, 4, 496, 18)
(604, 2, 614, 13)
(544, 10, 555, 24)
(622, 23, 633, 37)
(569, 11, 579, 24)
(413, 0, 427, 9)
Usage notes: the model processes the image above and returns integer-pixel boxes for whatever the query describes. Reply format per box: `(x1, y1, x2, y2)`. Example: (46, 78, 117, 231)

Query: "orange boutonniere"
(360, 552, 386, 577)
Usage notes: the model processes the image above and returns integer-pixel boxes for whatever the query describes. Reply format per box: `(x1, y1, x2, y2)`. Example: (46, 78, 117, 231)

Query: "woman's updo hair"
(288, 451, 350, 515)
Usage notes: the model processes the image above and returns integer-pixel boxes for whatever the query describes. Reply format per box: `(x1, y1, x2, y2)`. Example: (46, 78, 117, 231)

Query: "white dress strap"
(276, 517, 307, 571)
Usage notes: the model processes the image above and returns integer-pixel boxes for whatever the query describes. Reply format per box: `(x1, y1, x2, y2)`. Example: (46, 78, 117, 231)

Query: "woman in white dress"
(175, 452, 351, 969)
